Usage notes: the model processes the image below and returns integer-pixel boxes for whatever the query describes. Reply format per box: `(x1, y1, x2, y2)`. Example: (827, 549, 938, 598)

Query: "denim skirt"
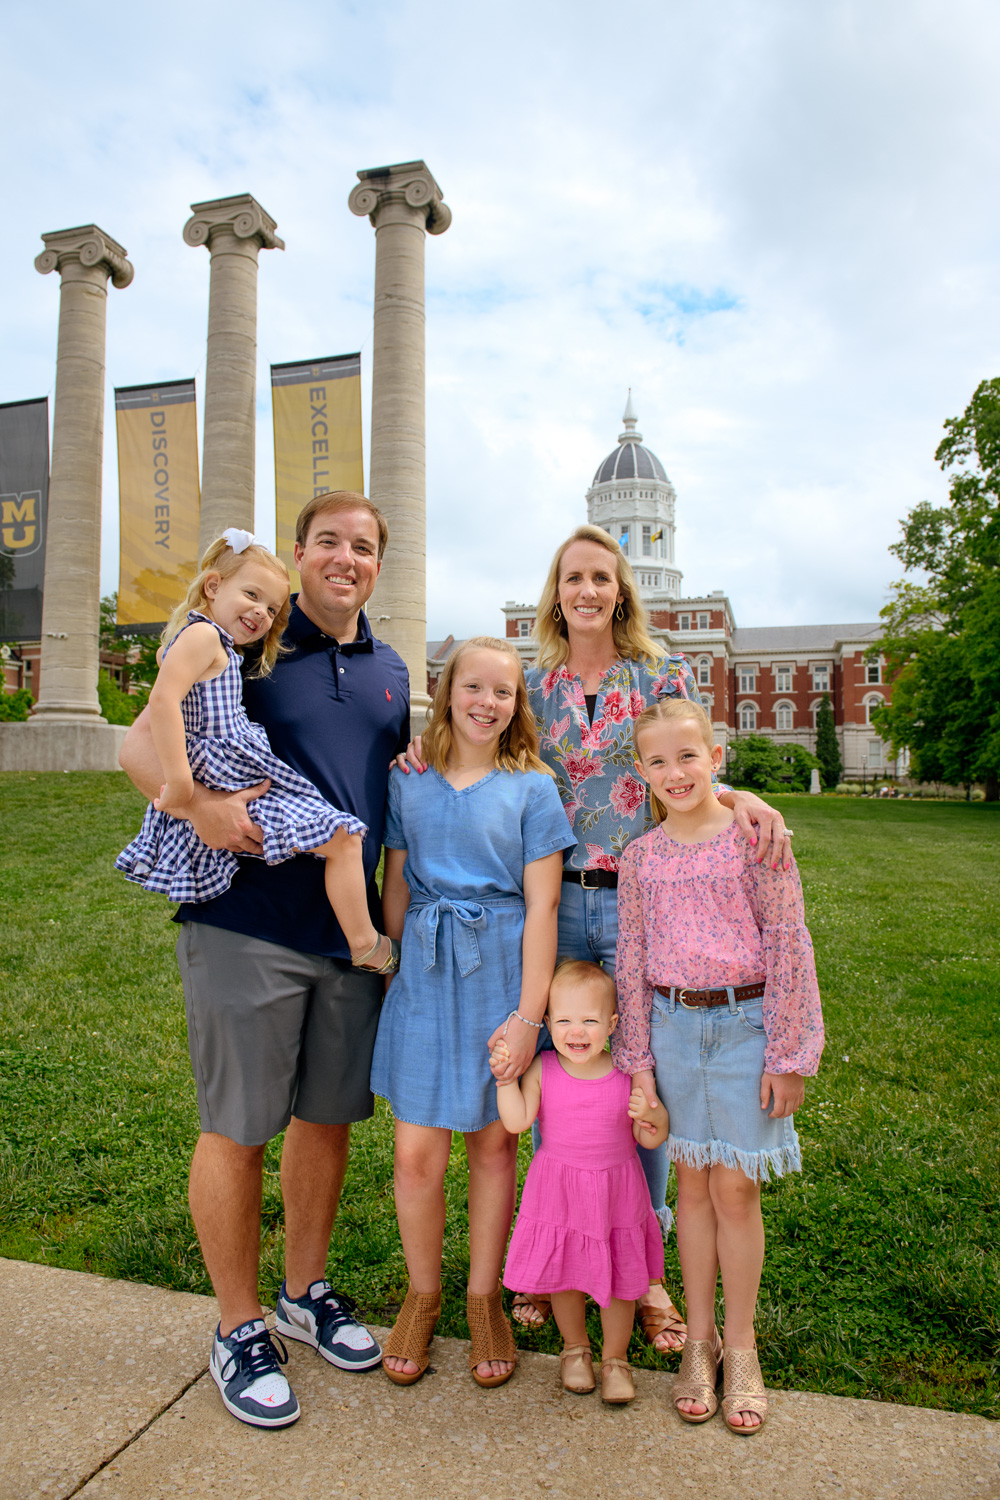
(649, 989, 801, 1183)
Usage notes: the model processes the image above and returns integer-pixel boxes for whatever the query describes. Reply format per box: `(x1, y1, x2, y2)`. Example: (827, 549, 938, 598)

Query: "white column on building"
(33, 225, 134, 723)
(183, 195, 284, 551)
(349, 161, 451, 725)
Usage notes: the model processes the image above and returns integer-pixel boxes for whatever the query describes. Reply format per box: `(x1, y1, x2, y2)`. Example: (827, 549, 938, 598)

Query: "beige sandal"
(721, 1346, 768, 1435)
(672, 1328, 723, 1423)
(382, 1286, 441, 1386)
(467, 1282, 517, 1388)
(637, 1279, 687, 1353)
(600, 1356, 635, 1405)
(559, 1343, 595, 1394)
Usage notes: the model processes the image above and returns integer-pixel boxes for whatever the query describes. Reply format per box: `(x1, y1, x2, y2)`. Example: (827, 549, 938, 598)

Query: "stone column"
(34, 226, 134, 724)
(183, 195, 283, 552)
(349, 161, 451, 726)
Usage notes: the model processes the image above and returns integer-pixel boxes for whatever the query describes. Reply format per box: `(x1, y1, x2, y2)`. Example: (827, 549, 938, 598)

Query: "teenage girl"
(614, 697, 824, 1434)
(371, 636, 576, 1388)
(116, 529, 397, 974)
(491, 959, 668, 1405)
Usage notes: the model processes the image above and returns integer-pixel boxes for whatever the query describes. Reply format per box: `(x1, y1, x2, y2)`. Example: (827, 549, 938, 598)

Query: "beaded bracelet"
(502, 1010, 544, 1036)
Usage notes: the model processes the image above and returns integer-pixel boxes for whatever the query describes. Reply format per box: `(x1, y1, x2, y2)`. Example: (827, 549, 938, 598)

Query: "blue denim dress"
(370, 767, 576, 1132)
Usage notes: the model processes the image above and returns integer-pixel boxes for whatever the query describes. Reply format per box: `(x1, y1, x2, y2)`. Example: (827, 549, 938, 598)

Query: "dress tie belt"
(408, 895, 519, 978)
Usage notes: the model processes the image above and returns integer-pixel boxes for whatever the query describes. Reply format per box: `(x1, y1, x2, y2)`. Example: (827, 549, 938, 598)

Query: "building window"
(697, 612, 709, 630)
(812, 665, 830, 692)
(697, 657, 712, 686)
(775, 665, 792, 693)
(518, 619, 530, 637)
(867, 660, 881, 684)
(619, 527, 630, 554)
(867, 740, 883, 768)
(738, 703, 757, 731)
(738, 668, 756, 693)
(642, 525, 652, 556)
(865, 694, 884, 725)
(809, 699, 824, 728)
(679, 613, 690, 630)
(775, 701, 794, 732)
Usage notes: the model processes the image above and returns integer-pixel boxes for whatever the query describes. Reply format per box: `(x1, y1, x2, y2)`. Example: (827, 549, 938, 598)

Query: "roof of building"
(591, 393, 668, 485)
(730, 622, 883, 653)
(427, 636, 466, 663)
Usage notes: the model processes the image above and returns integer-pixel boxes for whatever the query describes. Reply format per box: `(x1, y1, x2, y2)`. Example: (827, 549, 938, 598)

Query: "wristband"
(503, 1010, 544, 1036)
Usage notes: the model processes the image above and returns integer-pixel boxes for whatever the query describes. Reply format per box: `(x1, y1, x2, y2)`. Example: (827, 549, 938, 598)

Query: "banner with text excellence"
(115, 380, 201, 633)
(271, 354, 363, 593)
(0, 397, 49, 642)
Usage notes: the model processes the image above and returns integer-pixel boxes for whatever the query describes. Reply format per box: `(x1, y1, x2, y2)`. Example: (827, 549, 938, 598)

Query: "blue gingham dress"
(116, 613, 367, 903)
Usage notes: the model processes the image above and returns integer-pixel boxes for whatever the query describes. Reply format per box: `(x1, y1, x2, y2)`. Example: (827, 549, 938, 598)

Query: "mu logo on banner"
(1, 492, 43, 554)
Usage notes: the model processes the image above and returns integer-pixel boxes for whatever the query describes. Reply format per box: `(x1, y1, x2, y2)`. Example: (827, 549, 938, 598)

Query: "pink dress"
(502, 1051, 664, 1307)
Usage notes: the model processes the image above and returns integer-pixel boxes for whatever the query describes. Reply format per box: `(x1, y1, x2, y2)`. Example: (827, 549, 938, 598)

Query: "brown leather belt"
(658, 981, 766, 1009)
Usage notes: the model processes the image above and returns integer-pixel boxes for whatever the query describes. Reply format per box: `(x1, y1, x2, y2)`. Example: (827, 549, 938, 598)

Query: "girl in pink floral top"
(613, 697, 823, 1437)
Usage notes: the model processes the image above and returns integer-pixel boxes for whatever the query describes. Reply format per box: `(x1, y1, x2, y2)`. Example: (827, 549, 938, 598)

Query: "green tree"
(814, 694, 842, 788)
(777, 741, 823, 792)
(873, 378, 1000, 799)
(727, 734, 784, 790)
(99, 592, 160, 705)
(0, 686, 33, 721)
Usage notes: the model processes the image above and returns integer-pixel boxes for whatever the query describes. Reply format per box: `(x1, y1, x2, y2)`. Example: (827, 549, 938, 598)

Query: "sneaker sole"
(210, 1360, 301, 1428)
(274, 1313, 383, 1371)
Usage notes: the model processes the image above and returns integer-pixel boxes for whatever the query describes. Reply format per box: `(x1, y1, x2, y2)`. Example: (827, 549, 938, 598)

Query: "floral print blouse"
(526, 655, 702, 871)
(612, 822, 824, 1077)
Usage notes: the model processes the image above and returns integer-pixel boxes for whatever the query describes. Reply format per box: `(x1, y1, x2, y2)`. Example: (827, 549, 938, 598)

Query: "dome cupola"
(585, 392, 683, 600)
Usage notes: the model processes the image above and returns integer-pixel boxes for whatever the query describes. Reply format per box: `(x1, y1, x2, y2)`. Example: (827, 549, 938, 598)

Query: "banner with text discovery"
(0, 397, 49, 642)
(271, 354, 363, 593)
(115, 380, 200, 633)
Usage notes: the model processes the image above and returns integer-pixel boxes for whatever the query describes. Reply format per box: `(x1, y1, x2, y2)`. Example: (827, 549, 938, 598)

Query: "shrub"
(97, 670, 141, 727)
(0, 687, 33, 722)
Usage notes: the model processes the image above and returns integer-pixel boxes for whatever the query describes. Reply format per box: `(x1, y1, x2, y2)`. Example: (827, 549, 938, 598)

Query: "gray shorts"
(176, 922, 382, 1147)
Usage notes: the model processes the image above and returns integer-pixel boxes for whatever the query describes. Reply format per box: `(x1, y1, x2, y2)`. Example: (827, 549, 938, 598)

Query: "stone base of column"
(0, 720, 128, 772)
(409, 690, 433, 735)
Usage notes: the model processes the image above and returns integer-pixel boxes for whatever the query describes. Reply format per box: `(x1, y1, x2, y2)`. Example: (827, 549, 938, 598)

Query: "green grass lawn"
(1, 775, 997, 1417)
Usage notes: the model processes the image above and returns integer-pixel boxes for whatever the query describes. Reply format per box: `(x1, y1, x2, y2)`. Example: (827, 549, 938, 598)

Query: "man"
(120, 492, 409, 1427)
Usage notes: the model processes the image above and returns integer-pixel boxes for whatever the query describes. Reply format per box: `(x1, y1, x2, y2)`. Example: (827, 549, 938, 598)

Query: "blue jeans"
(530, 881, 671, 1234)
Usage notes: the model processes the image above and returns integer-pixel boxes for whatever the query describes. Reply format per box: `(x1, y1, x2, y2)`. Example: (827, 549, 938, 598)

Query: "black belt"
(562, 868, 618, 890)
(658, 981, 766, 1009)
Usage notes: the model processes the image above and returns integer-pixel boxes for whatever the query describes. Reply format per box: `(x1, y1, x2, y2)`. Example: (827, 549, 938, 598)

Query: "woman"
(511, 524, 790, 1352)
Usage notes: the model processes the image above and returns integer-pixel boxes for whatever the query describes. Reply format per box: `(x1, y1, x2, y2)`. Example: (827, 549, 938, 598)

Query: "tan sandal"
(600, 1356, 635, 1405)
(721, 1346, 768, 1435)
(559, 1343, 595, 1394)
(672, 1328, 723, 1423)
(638, 1279, 687, 1353)
(382, 1286, 440, 1386)
(511, 1291, 552, 1328)
(466, 1282, 517, 1388)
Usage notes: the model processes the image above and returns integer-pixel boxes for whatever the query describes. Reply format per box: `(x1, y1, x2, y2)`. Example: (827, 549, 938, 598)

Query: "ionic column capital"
(183, 194, 285, 253)
(349, 160, 451, 235)
(35, 224, 134, 289)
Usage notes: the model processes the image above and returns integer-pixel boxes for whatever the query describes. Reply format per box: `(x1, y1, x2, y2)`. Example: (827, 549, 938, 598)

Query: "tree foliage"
(0, 686, 33, 722)
(728, 734, 784, 790)
(873, 378, 1000, 799)
(99, 592, 160, 707)
(814, 693, 842, 788)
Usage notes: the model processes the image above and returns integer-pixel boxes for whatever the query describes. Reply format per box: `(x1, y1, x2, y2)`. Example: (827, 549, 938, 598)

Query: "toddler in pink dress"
(491, 959, 668, 1405)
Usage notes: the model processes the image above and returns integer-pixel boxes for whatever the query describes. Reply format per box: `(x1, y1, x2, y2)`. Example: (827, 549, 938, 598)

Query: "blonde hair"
(163, 536, 291, 677)
(632, 697, 717, 825)
(534, 524, 665, 672)
(295, 490, 388, 561)
(422, 636, 554, 777)
(548, 958, 618, 1018)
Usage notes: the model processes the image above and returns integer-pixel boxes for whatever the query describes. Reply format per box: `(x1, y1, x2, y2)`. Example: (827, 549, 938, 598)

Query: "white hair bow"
(222, 527, 257, 554)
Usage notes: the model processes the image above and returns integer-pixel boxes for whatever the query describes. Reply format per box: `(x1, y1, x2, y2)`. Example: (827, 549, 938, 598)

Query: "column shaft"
(200, 231, 260, 546)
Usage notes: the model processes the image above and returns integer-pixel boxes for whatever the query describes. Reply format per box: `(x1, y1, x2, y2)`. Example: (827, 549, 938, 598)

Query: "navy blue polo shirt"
(176, 599, 410, 958)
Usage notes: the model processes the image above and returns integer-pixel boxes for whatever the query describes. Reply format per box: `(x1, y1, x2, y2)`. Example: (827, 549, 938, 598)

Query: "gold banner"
(115, 380, 201, 630)
(271, 355, 363, 592)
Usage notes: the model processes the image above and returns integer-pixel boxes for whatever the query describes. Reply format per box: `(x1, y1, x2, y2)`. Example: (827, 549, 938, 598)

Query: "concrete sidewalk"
(4, 1259, 997, 1500)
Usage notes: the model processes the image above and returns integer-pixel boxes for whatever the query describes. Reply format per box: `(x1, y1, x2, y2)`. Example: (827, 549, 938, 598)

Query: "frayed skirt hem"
(665, 1131, 800, 1183)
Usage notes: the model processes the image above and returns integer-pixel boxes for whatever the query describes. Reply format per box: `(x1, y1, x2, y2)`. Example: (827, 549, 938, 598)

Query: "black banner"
(0, 397, 49, 641)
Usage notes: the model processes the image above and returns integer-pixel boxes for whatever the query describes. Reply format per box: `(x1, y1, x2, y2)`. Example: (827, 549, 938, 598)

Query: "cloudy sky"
(4, 0, 999, 638)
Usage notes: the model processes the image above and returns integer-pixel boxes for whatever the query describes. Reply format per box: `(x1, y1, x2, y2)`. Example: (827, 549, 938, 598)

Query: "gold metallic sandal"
(351, 933, 400, 975)
(559, 1343, 595, 1394)
(382, 1286, 441, 1386)
(467, 1282, 517, 1388)
(672, 1328, 723, 1423)
(600, 1356, 635, 1405)
(721, 1346, 768, 1435)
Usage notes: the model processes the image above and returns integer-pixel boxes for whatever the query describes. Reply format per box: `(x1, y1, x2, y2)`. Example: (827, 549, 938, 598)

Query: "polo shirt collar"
(284, 596, 375, 655)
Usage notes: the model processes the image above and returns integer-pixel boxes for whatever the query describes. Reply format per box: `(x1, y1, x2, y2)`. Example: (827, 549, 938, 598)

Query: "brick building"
(494, 397, 900, 781)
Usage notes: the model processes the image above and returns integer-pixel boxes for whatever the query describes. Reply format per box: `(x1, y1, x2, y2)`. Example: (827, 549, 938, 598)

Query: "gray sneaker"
(275, 1281, 382, 1370)
(209, 1320, 300, 1427)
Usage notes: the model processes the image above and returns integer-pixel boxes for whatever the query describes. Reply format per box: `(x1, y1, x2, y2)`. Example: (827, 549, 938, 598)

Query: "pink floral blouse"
(612, 821, 824, 1077)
